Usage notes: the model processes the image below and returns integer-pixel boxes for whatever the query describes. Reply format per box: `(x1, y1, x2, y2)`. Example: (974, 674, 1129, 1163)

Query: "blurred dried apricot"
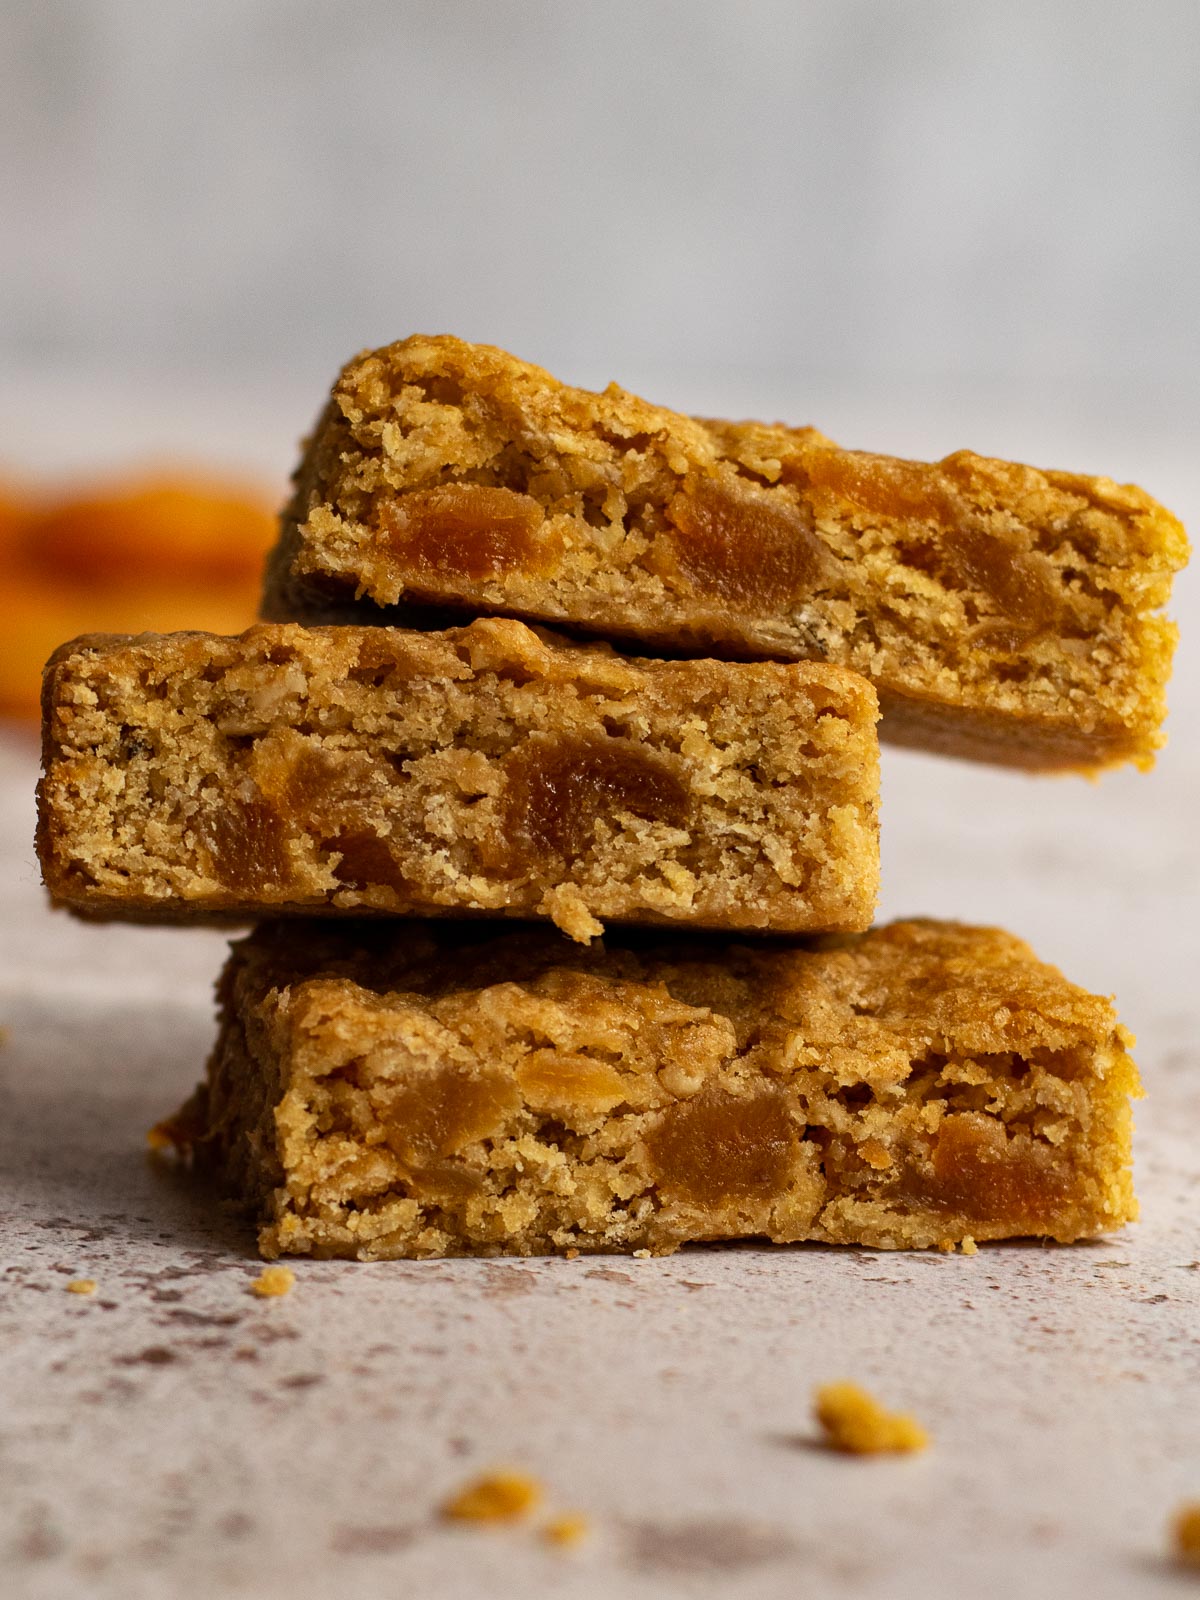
(27, 474, 275, 583)
(0, 469, 278, 721)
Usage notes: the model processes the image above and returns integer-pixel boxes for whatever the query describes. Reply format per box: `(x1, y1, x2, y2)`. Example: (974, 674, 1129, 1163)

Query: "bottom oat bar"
(173, 918, 1140, 1258)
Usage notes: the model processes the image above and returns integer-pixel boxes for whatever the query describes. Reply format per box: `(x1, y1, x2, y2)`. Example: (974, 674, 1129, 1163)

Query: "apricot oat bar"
(263, 336, 1188, 772)
(178, 917, 1139, 1259)
(37, 617, 879, 938)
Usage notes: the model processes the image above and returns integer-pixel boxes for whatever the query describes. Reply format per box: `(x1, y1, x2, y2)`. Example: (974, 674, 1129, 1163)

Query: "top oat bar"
(264, 335, 1188, 772)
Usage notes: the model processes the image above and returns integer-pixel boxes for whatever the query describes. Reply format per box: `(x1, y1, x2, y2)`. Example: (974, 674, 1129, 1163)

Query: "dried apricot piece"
(379, 485, 555, 580)
(504, 732, 689, 862)
(663, 476, 829, 608)
(645, 1087, 799, 1205)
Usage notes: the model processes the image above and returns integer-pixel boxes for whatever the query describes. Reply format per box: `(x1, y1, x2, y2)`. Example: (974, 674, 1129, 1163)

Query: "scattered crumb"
(250, 1266, 295, 1298)
(937, 1238, 954, 1253)
(633, 1249, 652, 1260)
(66, 1279, 97, 1296)
(442, 1470, 543, 1523)
(542, 1512, 590, 1548)
(814, 1381, 929, 1455)
(962, 1236, 978, 1256)
(564, 1249, 580, 1261)
(1173, 1502, 1200, 1567)
(145, 1124, 175, 1153)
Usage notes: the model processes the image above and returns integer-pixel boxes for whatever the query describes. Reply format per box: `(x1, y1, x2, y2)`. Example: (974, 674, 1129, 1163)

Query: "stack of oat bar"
(37, 337, 1187, 1259)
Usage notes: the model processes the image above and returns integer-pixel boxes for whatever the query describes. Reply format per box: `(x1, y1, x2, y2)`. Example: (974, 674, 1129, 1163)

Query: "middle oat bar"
(38, 616, 880, 938)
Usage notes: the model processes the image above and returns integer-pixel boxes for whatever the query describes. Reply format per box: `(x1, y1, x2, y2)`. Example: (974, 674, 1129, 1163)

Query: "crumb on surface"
(564, 1249, 580, 1261)
(1174, 1503, 1200, 1566)
(542, 1512, 590, 1548)
(442, 1470, 543, 1523)
(146, 1123, 175, 1153)
(250, 1265, 295, 1298)
(66, 1279, 97, 1296)
(962, 1235, 979, 1255)
(632, 1249, 652, 1260)
(814, 1381, 928, 1455)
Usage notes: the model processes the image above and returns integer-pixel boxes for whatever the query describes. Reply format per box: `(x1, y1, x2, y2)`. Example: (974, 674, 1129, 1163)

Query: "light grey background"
(3, 0, 1198, 403)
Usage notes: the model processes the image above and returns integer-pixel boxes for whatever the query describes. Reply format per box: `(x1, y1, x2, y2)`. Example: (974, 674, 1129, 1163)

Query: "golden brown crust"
(264, 335, 1188, 773)
(37, 618, 879, 938)
(181, 917, 1140, 1259)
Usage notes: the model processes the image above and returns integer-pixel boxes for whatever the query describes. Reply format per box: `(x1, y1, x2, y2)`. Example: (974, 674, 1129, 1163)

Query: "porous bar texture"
(263, 336, 1188, 772)
(175, 918, 1140, 1259)
(37, 618, 879, 939)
